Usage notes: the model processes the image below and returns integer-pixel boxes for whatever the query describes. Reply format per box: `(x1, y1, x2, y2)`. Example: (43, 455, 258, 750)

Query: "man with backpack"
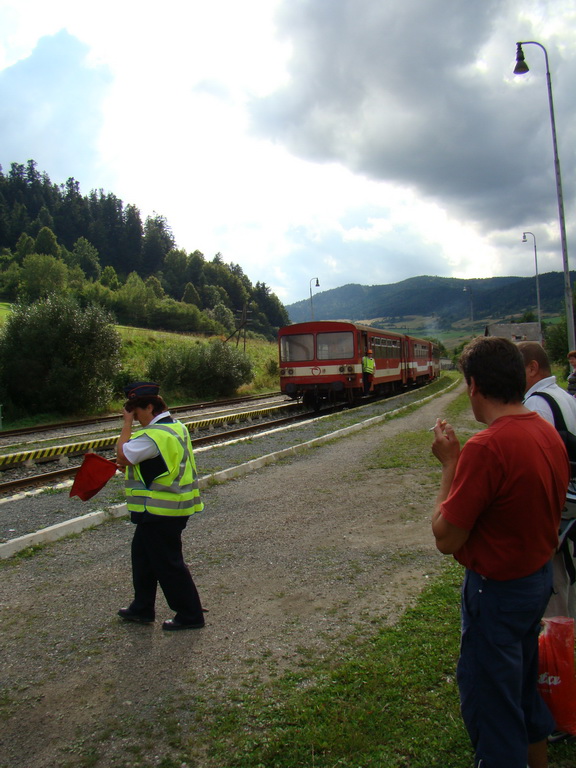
(518, 341, 576, 622)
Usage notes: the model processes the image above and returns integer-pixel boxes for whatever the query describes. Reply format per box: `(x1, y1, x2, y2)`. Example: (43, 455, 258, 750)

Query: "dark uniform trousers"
(129, 513, 204, 623)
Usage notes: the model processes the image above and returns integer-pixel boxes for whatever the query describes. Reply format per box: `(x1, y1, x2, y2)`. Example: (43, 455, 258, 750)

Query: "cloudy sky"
(1, 0, 575, 306)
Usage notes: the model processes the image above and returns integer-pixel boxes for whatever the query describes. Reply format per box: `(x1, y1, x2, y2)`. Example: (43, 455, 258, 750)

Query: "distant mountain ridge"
(285, 273, 574, 326)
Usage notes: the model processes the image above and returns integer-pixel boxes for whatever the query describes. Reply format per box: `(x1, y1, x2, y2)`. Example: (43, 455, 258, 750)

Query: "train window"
(280, 334, 314, 361)
(317, 332, 354, 360)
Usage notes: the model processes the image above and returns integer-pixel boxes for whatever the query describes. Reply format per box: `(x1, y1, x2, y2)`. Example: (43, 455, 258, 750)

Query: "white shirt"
(122, 411, 170, 465)
(524, 376, 576, 432)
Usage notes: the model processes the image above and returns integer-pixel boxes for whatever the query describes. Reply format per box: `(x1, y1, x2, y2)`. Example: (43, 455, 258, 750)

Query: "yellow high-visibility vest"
(125, 420, 203, 517)
(362, 356, 375, 374)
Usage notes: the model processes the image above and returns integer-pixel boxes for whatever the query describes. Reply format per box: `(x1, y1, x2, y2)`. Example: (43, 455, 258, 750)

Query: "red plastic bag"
(538, 617, 576, 735)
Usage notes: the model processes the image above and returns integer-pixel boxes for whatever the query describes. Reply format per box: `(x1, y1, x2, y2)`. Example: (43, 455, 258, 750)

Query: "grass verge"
(190, 557, 575, 768)
(196, 560, 469, 768)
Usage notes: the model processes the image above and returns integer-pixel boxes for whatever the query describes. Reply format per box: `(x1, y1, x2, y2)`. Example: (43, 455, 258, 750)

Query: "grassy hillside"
(0, 304, 279, 427)
(116, 325, 279, 405)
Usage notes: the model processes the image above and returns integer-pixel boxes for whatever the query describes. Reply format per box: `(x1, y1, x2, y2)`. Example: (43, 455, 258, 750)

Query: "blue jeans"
(458, 564, 554, 768)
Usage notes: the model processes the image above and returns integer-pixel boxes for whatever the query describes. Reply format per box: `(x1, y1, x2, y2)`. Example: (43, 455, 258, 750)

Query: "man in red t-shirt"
(431, 336, 569, 768)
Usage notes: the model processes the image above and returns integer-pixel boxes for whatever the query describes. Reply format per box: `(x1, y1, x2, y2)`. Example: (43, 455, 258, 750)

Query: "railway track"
(0, 391, 284, 440)
(0, 377, 460, 555)
(0, 404, 320, 494)
(0, 385, 424, 495)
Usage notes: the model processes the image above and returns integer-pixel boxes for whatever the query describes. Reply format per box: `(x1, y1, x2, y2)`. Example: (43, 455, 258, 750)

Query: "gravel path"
(0, 383, 467, 768)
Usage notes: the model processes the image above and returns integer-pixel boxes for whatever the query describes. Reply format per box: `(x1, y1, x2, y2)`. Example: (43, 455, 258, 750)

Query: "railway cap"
(123, 381, 160, 399)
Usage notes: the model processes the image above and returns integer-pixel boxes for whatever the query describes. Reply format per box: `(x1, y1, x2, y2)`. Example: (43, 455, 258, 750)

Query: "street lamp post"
(522, 231, 543, 343)
(309, 277, 320, 321)
(514, 41, 575, 351)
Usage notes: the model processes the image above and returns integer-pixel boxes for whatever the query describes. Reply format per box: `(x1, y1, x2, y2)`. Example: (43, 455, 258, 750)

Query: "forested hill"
(286, 273, 575, 326)
(0, 160, 288, 339)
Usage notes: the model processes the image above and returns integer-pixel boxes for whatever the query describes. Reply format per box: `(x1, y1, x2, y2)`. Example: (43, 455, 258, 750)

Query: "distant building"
(484, 322, 541, 342)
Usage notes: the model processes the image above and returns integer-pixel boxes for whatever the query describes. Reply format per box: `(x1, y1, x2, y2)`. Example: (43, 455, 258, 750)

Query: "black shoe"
(118, 608, 155, 624)
(162, 618, 205, 631)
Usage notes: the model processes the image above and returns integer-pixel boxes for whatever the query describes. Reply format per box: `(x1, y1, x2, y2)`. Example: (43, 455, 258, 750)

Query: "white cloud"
(1, 0, 575, 306)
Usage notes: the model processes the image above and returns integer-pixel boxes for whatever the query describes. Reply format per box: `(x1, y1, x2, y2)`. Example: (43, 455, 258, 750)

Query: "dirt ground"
(0, 385, 468, 768)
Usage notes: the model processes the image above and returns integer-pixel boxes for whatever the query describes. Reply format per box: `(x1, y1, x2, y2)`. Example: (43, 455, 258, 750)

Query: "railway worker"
(115, 381, 205, 631)
(431, 336, 569, 768)
(517, 341, 576, 626)
(362, 348, 375, 395)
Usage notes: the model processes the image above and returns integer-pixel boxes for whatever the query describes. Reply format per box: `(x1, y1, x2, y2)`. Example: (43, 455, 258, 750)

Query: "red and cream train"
(278, 320, 440, 408)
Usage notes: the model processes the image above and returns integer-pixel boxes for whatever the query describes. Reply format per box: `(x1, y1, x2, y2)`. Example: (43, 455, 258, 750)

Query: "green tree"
(162, 248, 188, 299)
(20, 253, 68, 300)
(29, 205, 55, 237)
(72, 237, 101, 280)
(141, 214, 174, 275)
(145, 275, 165, 298)
(0, 295, 122, 416)
(0, 261, 22, 300)
(121, 204, 143, 274)
(81, 280, 116, 312)
(545, 318, 569, 363)
(186, 250, 205, 286)
(113, 271, 154, 325)
(9, 202, 30, 248)
(252, 281, 289, 330)
(34, 226, 60, 257)
(202, 284, 229, 310)
(517, 310, 537, 323)
(100, 265, 121, 290)
(210, 302, 236, 332)
(182, 282, 201, 307)
(15, 233, 35, 262)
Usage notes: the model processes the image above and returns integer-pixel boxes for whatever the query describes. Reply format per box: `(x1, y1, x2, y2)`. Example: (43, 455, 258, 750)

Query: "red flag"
(69, 453, 119, 501)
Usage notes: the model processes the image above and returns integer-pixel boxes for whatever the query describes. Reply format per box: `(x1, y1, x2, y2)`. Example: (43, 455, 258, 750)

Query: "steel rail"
(0, 392, 284, 439)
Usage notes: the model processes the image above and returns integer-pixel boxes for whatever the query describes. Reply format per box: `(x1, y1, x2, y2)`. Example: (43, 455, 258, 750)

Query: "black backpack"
(532, 391, 576, 584)
(531, 391, 576, 480)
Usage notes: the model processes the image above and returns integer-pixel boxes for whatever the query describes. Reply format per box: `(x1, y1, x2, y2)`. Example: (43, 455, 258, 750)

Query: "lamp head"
(522, 233, 527, 243)
(315, 278, 320, 287)
(514, 43, 529, 75)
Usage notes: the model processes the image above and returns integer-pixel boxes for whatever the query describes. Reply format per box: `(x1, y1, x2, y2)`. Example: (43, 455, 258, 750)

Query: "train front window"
(280, 334, 314, 362)
(317, 332, 354, 360)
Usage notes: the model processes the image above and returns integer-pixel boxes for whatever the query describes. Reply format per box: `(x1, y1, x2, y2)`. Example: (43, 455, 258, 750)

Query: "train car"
(278, 320, 440, 408)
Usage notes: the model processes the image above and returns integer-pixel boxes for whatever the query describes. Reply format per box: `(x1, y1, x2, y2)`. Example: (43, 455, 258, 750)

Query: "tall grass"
(116, 326, 279, 401)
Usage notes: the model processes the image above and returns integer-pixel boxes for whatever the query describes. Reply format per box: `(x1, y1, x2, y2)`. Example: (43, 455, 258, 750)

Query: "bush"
(545, 318, 569, 363)
(146, 339, 253, 399)
(0, 295, 122, 416)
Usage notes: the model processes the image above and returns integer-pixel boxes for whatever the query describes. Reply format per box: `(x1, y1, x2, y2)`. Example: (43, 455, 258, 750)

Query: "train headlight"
(280, 369, 285, 376)
(288, 368, 294, 375)
(339, 366, 345, 373)
(347, 366, 354, 373)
